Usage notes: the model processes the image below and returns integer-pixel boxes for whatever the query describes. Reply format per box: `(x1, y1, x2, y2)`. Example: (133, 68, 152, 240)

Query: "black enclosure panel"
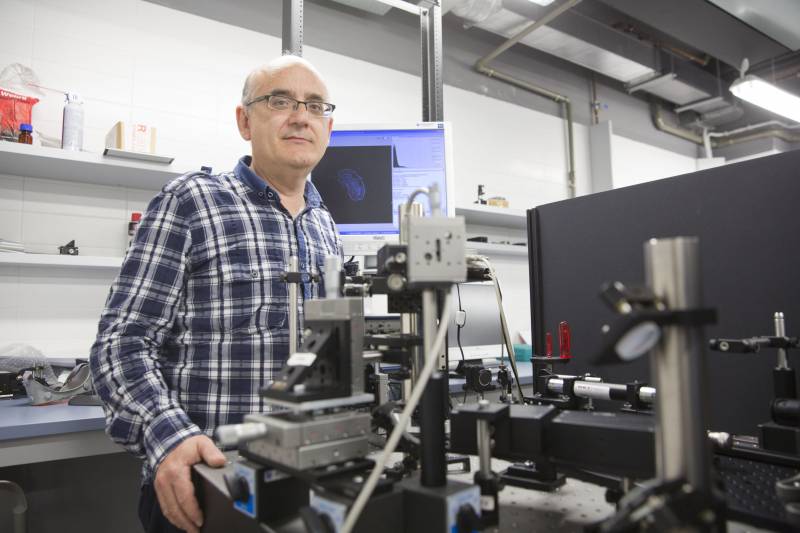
(527, 150, 800, 435)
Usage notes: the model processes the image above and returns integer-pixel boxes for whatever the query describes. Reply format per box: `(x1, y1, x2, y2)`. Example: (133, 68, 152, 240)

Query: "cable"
(340, 288, 453, 533)
(455, 283, 466, 363)
(0, 480, 27, 533)
(488, 263, 525, 403)
(405, 188, 430, 210)
(404, 184, 442, 216)
(461, 254, 524, 402)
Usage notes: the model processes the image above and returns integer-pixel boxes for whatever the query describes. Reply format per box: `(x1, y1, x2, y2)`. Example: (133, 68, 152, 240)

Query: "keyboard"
(715, 453, 799, 530)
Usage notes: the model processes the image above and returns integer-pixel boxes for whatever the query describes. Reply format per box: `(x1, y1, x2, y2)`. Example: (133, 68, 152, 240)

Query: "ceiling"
(708, 0, 800, 51)
(443, 0, 800, 131)
(147, 0, 800, 135)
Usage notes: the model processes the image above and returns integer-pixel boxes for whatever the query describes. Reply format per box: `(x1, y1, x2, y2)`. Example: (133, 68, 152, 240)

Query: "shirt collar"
(235, 156, 324, 209)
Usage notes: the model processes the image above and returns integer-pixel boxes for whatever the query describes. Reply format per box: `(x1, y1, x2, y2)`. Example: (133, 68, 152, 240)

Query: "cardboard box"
(105, 121, 158, 153)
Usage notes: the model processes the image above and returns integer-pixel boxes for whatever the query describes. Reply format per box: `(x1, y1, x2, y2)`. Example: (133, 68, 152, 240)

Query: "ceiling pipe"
(651, 103, 704, 145)
(653, 103, 800, 151)
(712, 127, 800, 148)
(702, 128, 713, 159)
(707, 120, 800, 139)
(474, 0, 582, 198)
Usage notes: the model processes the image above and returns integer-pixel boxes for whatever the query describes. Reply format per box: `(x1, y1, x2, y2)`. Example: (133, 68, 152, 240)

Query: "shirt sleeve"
(89, 188, 202, 474)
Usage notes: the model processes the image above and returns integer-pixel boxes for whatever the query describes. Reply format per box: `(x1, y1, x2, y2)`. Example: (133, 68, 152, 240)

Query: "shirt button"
(267, 192, 274, 198)
(258, 191, 265, 198)
(251, 270, 259, 278)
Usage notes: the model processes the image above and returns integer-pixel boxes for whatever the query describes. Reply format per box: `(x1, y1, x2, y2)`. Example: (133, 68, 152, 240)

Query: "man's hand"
(154, 435, 226, 533)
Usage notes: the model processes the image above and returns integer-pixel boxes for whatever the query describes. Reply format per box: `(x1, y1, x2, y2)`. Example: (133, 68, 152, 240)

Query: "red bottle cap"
(558, 321, 572, 359)
(131, 212, 142, 222)
(545, 332, 553, 358)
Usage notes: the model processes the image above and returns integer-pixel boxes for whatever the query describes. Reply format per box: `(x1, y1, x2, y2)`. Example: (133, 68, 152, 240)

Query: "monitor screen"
(310, 122, 454, 255)
(447, 282, 505, 362)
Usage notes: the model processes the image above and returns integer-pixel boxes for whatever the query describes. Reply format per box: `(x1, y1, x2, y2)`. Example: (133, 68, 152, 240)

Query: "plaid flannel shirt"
(90, 156, 341, 481)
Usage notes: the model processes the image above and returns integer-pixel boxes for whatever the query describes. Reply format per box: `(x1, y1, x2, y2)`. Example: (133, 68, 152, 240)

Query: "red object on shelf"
(128, 212, 143, 242)
(0, 89, 39, 139)
(545, 332, 553, 358)
(558, 321, 572, 359)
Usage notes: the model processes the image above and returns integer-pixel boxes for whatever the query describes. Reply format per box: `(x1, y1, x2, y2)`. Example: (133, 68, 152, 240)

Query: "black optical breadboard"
(715, 454, 798, 531)
(527, 149, 800, 435)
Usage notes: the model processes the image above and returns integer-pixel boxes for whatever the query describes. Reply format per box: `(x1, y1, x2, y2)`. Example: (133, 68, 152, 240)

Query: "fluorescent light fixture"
(730, 75, 800, 123)
(527, 0, 557, 5)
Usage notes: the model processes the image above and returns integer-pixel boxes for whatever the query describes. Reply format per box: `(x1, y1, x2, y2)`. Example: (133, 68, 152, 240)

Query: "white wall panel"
(0, 176, 24, 242)
(21, 211, 129, 255)
(0, 265, 20, 311)
(1, 20, 34, 60)
(0, 175, 24, 205)
(0, 212, 23, 243)
(0, 0, 35, 23)
(126, 188, 160, 214)
(32, 31, 135, 79)
(17, 270, 114, 312)
(0, 310, 19, 349)
(23, 178, 127, 218)
(612, 135, 697, 188)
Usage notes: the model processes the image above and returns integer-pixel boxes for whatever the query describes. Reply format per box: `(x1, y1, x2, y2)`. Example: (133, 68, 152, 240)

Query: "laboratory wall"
(611, 135, 700, 189)
(0, 0, 700, 357)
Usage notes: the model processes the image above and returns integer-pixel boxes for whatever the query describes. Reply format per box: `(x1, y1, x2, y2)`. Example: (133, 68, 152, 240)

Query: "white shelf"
(0, 141, 185, 190)
(456, 205, 527, 229)
(103, 147, 175, 164)
(465, 241, 528, 257)
(0, 253, 123, 269)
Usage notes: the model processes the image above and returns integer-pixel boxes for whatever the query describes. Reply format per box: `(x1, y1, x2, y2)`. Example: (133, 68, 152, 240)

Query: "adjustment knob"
(223, 473, 250, 503)
(455, 503, 480, 533)
(477, 368, 492, 387)
(387, 273, 405, 292)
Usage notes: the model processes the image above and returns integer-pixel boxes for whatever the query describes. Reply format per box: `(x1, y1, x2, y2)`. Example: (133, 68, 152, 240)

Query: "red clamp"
(558, 321, 572, 359)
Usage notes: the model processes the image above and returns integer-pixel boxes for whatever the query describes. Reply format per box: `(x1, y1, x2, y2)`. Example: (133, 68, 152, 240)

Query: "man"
(90, 55, 340, 533)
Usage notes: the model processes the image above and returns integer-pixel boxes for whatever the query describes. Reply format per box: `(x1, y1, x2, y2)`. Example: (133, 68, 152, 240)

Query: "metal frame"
(419, 2, 444, 122)
(280, 0, 442, 122)
(282, 0, 303, 55)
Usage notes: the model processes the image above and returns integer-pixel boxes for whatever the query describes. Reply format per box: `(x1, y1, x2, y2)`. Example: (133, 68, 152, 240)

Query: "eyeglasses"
(245, 94, 336, 117)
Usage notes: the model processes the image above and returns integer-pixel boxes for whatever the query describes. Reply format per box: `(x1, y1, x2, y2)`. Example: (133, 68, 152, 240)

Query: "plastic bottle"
(18, 123, 33, 144)
(61, 93, 84, 151)
(128, 212, 142, 245)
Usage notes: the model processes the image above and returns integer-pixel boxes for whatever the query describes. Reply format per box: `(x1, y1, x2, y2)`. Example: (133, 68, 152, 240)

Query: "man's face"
(237, 65, 334, 176)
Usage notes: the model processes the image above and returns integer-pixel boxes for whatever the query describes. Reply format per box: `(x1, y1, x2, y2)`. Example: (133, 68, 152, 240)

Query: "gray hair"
(241, 55, 328, 109)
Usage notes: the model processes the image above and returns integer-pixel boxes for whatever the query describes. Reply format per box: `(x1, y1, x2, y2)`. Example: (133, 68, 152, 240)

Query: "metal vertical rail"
(422, 289, 439, 379)
(644, 237, 712, 496)
(282, 0, 303, 56)
(399, 203, 424, 388)
(412, 0, 448, 384)
(420, 1, 443, 122)
(775, 312, 789, 369)
(288, 256, 299, 356)
(420, 372, 447, 487)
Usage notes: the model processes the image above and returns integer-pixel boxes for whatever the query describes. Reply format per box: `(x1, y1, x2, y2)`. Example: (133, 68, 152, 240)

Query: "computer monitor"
(310, 122, 455, 256)
(447, 282, 505, 364)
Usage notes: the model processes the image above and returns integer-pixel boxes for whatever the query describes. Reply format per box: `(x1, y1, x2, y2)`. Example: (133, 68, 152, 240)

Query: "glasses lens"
(306, 102, 326, 116)
(268, 95, 293, 110)
(264, 95, 333, 116)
